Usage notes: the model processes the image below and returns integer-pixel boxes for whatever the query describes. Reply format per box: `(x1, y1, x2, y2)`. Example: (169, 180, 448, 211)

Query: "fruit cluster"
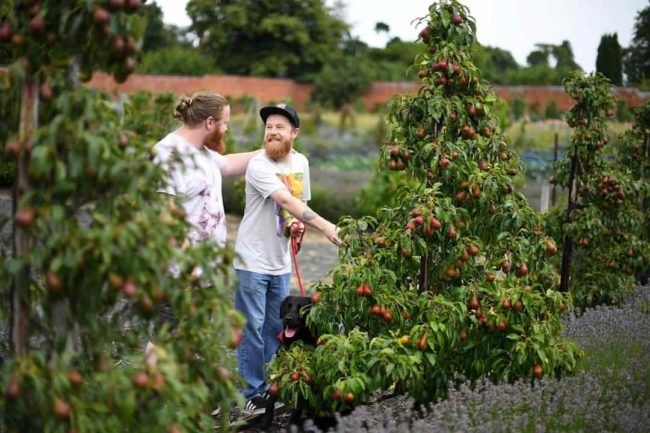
(0, 0, 144, 84)
(596, 175, 626, 207)
(387, 144, 411, 170)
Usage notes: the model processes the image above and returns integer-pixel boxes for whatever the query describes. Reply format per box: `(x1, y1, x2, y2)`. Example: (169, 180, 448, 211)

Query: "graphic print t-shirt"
(234, 152, 311, 275)
(153, 133, 228, 247)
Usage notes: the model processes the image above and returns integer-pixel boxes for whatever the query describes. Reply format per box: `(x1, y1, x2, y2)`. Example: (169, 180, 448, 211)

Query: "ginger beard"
(264, 134, 293, 161)
(203, 127, 226, 154)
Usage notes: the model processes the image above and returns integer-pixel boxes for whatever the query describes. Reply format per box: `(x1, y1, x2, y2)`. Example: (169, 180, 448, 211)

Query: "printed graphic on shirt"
(275, 172, 304, 237)
(189, 185, 224, 244)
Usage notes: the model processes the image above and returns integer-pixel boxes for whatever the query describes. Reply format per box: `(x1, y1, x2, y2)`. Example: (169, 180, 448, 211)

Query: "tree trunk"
(419, 121, 440, 293)
(11, 78, 39, 356)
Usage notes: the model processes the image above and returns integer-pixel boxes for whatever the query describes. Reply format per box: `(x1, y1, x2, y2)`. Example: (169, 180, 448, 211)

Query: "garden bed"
(252, 284, 649, 432)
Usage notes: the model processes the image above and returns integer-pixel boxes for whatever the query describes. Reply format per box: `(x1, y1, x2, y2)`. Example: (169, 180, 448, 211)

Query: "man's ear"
(205, 116, 215, 130)
(292, 128, 300, 139)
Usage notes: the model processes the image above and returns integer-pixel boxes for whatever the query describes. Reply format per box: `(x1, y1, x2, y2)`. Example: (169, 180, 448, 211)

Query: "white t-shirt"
(234, 151, 311, 275)
(153, 133, 228, 247)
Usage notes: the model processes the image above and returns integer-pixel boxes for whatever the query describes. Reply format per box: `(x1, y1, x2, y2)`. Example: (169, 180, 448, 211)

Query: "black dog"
(259, 296, 349, 432)
(278, 295, 316, 346)
(249, 296, 314, 431)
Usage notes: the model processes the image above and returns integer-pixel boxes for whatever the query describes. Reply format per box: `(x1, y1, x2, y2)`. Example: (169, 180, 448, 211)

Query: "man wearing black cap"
(232, 103, 341, 415)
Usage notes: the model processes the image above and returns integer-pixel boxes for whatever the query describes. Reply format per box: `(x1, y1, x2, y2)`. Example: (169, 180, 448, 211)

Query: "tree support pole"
(559, 148, 578, 293)
(551, 132, 559, 207)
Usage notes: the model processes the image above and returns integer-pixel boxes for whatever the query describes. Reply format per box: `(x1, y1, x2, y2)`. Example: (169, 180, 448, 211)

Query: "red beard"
(264, 135, 292, 160)
(203, 128, 226, 154)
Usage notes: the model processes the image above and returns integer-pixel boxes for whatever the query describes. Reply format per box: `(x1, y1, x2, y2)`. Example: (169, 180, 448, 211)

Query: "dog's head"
(279, 295, 312, 342)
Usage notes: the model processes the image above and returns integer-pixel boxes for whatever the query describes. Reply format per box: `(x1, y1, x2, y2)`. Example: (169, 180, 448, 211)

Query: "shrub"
(327, 285, 650, 433)
(268, 0, 579, 418)
(545, 71, 646, 309)
(544, 100, 562, 119)
(137, 46, 216, 76)
(509, 97, 526, 121)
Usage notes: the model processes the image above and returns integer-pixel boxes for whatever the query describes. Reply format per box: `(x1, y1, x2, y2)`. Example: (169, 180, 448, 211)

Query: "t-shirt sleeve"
(246, 158, 287, 199)
(302, 155, 311, 202)
(210, 150, 228, 171)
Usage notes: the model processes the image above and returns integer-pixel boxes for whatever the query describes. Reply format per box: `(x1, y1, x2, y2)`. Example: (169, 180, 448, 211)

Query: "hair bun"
(173, 96, 192, 120)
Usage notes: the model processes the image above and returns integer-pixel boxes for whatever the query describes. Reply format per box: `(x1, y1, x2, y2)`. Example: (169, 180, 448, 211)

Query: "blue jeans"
(235, 269, 290, 399)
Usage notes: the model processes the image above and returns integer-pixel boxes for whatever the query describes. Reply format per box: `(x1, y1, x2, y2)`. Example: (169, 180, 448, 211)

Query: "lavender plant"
(327, 284, 649, 433)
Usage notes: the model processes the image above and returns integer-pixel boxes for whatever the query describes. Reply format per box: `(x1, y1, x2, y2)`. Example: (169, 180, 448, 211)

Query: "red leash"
(290, 221, 306, 296)
(279, 221, 306, 343)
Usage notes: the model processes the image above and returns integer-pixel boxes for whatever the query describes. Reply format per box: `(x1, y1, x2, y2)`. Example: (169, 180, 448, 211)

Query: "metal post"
(551, 132, 559, 207)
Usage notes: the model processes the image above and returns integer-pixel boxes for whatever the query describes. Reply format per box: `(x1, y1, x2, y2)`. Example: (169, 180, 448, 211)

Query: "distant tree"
(186, 0, 348, 80)
(368, 37, 422, 80)
(596, 33, 623, 86)
(475, 45, 520, 83)
(510, 97, 526, 120)
(623, 4, 650, 89)
(527, 44, 552, 67)
(544, 100, 562, 119)
(526, 41, 579, 71)
(311, 37, 374, 109)
(506, 64, 559, 85)
(141, 2, 175, 51)
(553, 40, 580, 71)
(137, 46, 215, 75)
(375, 21, 390, 34)
(519, 41, 579, 85)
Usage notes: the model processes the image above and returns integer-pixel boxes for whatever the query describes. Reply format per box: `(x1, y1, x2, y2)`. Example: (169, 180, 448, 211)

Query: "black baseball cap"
(260, 103, 300, 128)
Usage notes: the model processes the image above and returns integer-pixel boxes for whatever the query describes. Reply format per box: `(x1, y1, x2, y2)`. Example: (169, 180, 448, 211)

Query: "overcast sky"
(152, 0, 647, 73)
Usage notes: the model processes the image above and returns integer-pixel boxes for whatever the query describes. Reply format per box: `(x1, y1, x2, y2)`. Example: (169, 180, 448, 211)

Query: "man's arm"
(270, 188, 342, 246)
(220, 149, 262, 177)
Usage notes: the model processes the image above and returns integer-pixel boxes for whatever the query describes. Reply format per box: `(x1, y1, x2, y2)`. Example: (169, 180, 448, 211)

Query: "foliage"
(509, 97, 526, 121)
(615, 98, 634, 122)
(545, 71, 648, 309)
(120, 91, 178, 140)
(474, 45, 519, 84)
(623, 4, 650, 90)
(327, 285, 649, 433)
(0, 2, 242, 431)
(311, 42, 374, 109)
(596, 33, 623, 86)
(544, 100, 562, 120)
(1, 85, 243, 432)
(367, 38, 422, 81)
(0, 70, 19, 186)
(140, 1, 189, 52)
(268, 0, 580, 417)
(137, 45, 216, 76)
(186, 0, 348, 80)
(616, 102, 650, 245)
(0, 0, 146, 83)
(526, 41, 580, 71)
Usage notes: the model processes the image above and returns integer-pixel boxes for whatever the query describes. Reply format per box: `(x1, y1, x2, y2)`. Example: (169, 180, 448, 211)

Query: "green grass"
(505, 119, 633, 151)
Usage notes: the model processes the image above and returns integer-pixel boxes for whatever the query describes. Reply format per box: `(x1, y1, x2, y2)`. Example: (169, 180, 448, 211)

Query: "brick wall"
(87, 72, 650, 112)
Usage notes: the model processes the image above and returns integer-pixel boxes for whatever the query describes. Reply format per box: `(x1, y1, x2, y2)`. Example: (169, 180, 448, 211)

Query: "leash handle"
(290, 220, 305, 253)
(290, 221, 306, 296)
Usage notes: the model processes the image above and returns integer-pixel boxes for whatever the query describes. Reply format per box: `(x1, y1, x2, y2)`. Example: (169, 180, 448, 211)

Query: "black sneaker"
(242, 394, 268, 416)
(260, 391, 286, 410)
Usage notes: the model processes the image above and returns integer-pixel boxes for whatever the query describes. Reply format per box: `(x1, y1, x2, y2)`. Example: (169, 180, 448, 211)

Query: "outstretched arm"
(270, 188, 342, 246)
(221, 149, 262, 177)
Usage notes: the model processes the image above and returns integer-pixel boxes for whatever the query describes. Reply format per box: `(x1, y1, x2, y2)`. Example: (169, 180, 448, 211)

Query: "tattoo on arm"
(301, 207, 317, 222)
